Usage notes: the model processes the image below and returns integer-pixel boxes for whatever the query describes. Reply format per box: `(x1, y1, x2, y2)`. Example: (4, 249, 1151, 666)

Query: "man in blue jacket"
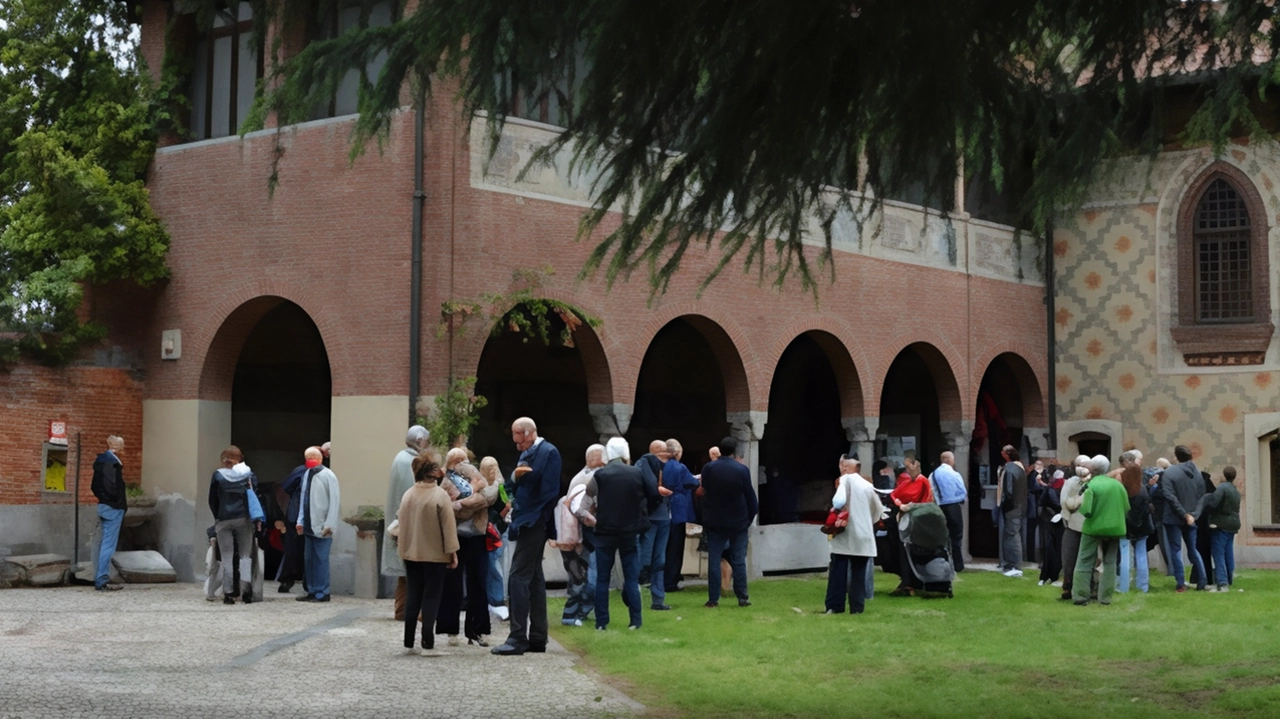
(700, 437, 758, 608)
(663, 439, 701, 593)
(493, 417, 563, 656)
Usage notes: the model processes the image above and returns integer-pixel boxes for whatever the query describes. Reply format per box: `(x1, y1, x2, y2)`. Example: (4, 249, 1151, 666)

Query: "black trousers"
(280, 530, 306, 585)
(504, 520, 548, 650)
(665, 523, 686, 590)
(938, 502, 965, 571)
(403, 560, 447, 649)
(825, 554, 871, 613)
(436, 534, 492, 639)
(1039, 519, 1063, 583)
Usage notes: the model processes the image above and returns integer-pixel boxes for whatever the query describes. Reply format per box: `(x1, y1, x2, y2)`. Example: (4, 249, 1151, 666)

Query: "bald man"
(636, 440, 674, 610)
(493, 418, 562, 656)
(295, 446, 340, 602)
(931, 451, 967, 572)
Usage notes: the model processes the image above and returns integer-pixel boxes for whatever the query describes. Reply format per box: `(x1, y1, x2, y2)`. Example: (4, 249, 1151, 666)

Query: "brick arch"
(454, 292, 616, 406)
(972, 346, 1047, 428)
(874, 338, 966, 422)
(764, 325, 867, 419)
(625, 304, 756, 415)
(193, 287, 340, 401)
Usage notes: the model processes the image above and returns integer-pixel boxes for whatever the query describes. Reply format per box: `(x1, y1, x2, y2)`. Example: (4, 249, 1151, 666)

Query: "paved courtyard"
(0, 584, 641, 719)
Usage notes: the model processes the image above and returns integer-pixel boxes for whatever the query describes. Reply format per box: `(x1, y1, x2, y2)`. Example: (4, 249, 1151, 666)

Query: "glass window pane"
(236, 32, 258, 132)
(191, 40, 209, 139)
(211, 35, 233, 138)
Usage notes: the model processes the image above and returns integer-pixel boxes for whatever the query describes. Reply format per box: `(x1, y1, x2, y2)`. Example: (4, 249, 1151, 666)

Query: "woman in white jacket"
(824, 456, 886, 615)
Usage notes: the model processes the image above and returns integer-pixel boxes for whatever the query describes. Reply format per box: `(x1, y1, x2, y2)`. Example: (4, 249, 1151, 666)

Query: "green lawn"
(549, 568, 1280, 718)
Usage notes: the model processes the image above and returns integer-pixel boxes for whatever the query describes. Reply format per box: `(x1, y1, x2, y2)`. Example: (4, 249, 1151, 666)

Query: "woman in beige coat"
(397, 449, 458, 654)
(437, 449, 499, 646)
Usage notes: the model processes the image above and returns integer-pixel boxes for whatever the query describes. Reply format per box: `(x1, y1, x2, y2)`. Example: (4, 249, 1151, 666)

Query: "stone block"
(1, 554, 71, 587)
(111, 550, 177, 583)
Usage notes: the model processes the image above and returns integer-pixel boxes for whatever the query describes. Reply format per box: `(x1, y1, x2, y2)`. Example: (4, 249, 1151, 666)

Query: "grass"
(548, 568, 1280, 718)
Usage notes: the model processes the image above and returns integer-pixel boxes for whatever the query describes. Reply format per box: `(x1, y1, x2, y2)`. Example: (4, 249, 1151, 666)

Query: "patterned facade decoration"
(1056, 143, 1280, 561)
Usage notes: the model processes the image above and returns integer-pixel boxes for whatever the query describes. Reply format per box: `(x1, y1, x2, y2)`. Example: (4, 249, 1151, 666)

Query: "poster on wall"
(48, 421, 68, 446)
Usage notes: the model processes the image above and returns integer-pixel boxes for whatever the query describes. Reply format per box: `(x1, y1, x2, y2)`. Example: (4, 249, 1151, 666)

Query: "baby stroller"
(899, 503, 955, 599)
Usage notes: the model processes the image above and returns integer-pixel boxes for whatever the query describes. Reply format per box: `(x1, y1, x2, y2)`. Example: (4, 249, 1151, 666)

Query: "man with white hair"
(90, 435, 128, 592)
(385, 425, 431, 620)
(1071, 455, 1129, 605)
(560, 444, 606, 627)
(493, 417, 562, 655)
(824, 456, 884, 614)
(585, 437, 659, 630)
(295, 446, 340, 602)
(662, 439, 701, 593)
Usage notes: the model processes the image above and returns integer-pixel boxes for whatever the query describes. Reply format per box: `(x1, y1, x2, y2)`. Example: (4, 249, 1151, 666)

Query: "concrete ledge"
(1, 554, 71, 588)
(752, 523, 831, 574)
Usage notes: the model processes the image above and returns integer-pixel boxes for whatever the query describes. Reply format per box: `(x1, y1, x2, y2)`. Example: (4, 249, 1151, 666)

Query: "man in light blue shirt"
(930, 451, 967, 571)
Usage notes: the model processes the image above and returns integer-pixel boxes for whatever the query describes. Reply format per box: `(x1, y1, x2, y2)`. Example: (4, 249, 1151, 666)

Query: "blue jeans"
(594, 532, 642, 629)
(1210, 529, 1236, 588)
(304, 534, 333, 598)
(1117, 536, 1149, 593)
(95, 505, 125, 588)
(1166, 523, 1206, 589)
(487, 535, 505, 605)
(639, 518, 670, 606)
(705, 529, 749, 603)
(825, 554, 871, 613)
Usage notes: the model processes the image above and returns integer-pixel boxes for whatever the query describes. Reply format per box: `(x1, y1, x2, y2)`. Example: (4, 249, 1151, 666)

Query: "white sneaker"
(490, 605, 509, 621)
(1037, 579, 1047, 586)
(1003, 568, 1024, 577)
(447, 635, 462, 647)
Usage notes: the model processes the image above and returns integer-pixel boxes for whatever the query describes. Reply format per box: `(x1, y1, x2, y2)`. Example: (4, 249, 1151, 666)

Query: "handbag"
(821, 479, 852, 536)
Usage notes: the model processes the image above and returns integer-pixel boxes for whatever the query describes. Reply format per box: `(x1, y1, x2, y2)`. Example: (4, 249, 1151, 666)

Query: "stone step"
(111, 550, 177, 583)
(1, 554, 72, 588)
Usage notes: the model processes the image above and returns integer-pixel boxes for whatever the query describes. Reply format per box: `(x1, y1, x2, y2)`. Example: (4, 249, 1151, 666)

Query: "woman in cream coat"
(824, 456, 885, 615)
(397, 449, 458, 654)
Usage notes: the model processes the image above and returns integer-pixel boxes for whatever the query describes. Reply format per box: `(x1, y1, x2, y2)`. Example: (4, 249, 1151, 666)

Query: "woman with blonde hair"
(479, 456, 511, 620)
(396, 449, 457, 655)
(437, 449, 499, 646)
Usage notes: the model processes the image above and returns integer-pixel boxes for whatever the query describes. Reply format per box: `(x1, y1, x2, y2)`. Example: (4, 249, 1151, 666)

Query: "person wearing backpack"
(208, 446, 264, 604)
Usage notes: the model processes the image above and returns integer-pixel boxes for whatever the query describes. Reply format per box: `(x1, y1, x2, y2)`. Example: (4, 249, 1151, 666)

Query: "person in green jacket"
(1197, 466, 1241, 592)
(1073, 455, 1130, 606)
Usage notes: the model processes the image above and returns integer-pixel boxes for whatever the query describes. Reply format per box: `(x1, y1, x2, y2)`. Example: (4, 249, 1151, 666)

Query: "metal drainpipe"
(409, 88, 425, 425)
(1044, 220, 1057, 452)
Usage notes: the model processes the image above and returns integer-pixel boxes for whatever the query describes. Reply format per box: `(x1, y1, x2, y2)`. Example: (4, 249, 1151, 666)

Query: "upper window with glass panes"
(311, 1, 396, 119)
(189, 1, 262, 141)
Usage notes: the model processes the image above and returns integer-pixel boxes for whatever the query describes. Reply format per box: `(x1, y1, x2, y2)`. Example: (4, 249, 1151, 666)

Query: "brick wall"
(0, 365, 144, 506)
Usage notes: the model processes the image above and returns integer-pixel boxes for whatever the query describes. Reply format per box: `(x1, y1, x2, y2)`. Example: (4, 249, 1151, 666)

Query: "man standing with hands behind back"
(493, 417, 562, 656)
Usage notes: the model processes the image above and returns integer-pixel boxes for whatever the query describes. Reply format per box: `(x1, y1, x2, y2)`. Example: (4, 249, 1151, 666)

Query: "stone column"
(589, 403, 632, 442)
(941, 420, 974, 565)
(842, 416, 880, 468)
(728, 411, 767, 578)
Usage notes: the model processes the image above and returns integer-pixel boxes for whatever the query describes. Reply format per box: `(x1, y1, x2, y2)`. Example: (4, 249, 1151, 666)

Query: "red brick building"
(1, 1, 1049, 589)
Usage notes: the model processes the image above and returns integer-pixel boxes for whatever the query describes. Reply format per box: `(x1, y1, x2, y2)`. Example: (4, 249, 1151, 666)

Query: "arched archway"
(471, 304, 609, 485)
(968, 352, 1038, 559)
(628, 316, 749, 470)
(760, 331, 864, 524)
(878, 342, 961, 476)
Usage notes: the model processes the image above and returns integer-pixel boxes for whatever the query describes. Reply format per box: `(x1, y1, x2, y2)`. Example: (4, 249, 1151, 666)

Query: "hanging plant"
(438, 267, 601, 346)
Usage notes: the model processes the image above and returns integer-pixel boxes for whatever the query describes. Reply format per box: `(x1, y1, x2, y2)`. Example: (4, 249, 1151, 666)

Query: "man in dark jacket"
(91, 435, 128, 591)
(493, 417, 563, 656)
(586, 437, 658, 630)
(999, 446, 1028, 577)
(636, 440, 673, 610)
(1160, 445, 1208, 592)
(700, 437, 758, 608)
(277, 463, 308, 593)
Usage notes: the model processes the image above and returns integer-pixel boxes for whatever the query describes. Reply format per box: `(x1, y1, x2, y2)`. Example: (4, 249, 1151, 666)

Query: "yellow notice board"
(43, 446, 68, 492)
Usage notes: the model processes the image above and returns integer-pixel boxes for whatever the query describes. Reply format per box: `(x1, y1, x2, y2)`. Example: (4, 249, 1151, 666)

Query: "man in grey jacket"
(384, 426, 430, 619)
(296, 446, 341, 602)
(1160, 445, 1207, 592)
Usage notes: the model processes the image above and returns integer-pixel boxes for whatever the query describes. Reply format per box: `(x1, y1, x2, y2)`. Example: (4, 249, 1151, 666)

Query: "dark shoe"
(1073, 599, 1088, 606)
(314, 595, 330, 602)
(528, 644, 547, 653)
(1099, 601, 1111, 606)
(242, 589, 253, 604)
(467, 635, 489, 647)
(738, 599, 751, 607)
(666, 585, 683, 592)
(1058, 592, 1072, 601)
(1194, 585, 1209, 592)
(651, 604, 672, 611)
(223, 596, 236, 605)
(95, 583, 123, 592)
(491, 643, 526, 656)
(704, 601, 719, 608)
(888, 587, 913, 598)
(277, 581, 294, 593)
(1176, 586, 1187, 593)
(296, 594, 317, 602)
(638, 570, 651, 586)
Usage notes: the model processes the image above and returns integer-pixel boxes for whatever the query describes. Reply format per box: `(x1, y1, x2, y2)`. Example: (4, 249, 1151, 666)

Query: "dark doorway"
(760, 334, 846, 524)
(1072, 433, 1112, 463)
(230, 301, 331, 577)
(968, 357, 1027, 560)
(629, 318, 729, 473)
(879, 347, 945, 476)
(473, 309, 597, 486)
